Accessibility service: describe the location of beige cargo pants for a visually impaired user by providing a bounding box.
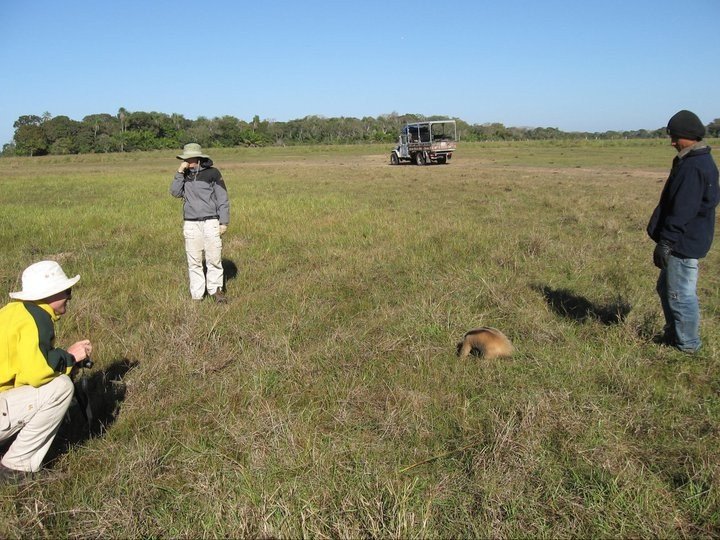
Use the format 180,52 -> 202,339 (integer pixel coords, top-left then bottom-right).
0,375 -> 74,472
183,219 -> 224,300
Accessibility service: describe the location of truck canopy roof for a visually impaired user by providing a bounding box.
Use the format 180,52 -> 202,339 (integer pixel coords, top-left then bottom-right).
402,120 -> 457,141
403,120 -> 456,128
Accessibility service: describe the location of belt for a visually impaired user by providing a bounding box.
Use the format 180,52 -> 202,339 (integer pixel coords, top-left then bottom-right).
184,216 -> 219,222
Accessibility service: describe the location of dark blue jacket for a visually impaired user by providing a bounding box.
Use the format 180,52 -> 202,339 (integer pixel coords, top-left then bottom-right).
647,146 -> 719,259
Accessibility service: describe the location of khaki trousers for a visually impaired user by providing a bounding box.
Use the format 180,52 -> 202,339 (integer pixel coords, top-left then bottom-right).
0,375 -> 74,472
183,219 -> 224,300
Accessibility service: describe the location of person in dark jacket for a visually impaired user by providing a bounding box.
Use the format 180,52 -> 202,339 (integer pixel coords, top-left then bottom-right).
170,143 -> 230,303
647,110 -> 719,352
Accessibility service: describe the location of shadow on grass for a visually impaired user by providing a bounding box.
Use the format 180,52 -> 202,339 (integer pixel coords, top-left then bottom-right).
45,357 -> 138,465
197,257 -> 237,295
222,258 -> 238,284
533,284 -> 631,325
200,258 -> 238,289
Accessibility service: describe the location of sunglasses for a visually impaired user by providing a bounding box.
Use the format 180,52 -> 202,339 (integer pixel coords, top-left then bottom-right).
64,288 -> 72,300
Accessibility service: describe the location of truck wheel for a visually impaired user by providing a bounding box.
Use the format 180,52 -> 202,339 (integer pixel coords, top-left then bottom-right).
437,156 -> 447,164
415,152 -> 426,166
390,153 -> 399,165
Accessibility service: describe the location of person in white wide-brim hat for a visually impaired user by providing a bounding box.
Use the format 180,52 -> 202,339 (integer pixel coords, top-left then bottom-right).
170,143 -> 230,303
0,260 -> 93,483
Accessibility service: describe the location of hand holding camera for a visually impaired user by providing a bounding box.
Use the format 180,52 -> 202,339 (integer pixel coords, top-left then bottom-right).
69,339 -> 93,368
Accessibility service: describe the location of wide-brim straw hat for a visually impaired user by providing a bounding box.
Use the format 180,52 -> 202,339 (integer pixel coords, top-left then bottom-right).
9,260 -> 80,301
176,143 -> 210,160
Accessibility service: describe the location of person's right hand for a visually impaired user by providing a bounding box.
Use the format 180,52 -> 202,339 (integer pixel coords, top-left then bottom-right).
68,340 -> 92,363
653,241 -> 673,269
177,161 -> 189,174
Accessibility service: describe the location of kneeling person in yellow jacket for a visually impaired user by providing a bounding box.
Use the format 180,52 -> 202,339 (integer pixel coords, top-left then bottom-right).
0,261 -> 92,482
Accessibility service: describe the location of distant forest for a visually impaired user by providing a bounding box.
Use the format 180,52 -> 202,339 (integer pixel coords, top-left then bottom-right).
4,109 -> 720,157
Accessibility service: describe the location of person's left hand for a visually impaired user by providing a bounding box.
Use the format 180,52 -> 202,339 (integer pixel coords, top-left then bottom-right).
219,224 -> 228,235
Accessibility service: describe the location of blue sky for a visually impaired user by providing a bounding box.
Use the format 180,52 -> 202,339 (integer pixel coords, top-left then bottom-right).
1,0 -> 719,146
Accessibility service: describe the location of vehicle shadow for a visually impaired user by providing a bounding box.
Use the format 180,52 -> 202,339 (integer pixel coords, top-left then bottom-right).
45,357 -> 138,465
532,284 -> 631,325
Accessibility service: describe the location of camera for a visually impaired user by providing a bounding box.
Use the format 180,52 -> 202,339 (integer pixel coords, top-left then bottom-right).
80,357 -> 94,369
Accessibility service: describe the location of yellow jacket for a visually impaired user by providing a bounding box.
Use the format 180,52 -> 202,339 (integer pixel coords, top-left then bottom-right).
0,300 -> 74,391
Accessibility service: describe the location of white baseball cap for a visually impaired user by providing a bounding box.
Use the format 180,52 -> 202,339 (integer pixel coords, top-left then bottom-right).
9,260 -> 80,301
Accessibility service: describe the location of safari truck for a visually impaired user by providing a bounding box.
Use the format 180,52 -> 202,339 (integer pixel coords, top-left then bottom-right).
390,120 -> 457,165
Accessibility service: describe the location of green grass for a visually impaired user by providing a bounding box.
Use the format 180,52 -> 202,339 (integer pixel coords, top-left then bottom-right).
1,140 -> 719,537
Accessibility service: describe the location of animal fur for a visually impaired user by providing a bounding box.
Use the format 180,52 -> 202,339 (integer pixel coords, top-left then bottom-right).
456,327 -> 514,359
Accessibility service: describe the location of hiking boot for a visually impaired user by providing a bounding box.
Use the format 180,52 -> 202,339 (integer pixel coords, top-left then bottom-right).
652,327 -> 677,347
212,288 -> 227,304
652,333 -> 675,346
0,464 -> 28,485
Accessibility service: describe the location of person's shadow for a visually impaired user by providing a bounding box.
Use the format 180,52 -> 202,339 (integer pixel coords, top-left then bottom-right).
222,258 -> 238,288
44,357 -> 137,465
201,258 -> 238,290
533,284 -> 631,325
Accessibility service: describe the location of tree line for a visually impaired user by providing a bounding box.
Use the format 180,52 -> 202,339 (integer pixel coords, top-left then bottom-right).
4,108 -> 720,157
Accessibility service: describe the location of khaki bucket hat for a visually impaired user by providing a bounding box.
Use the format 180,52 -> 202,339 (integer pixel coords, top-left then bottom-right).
176,143 -> 210,160
9,260 -> 80,301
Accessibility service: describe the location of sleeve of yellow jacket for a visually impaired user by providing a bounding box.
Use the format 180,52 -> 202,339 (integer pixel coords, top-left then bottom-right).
0,301 -> 74,391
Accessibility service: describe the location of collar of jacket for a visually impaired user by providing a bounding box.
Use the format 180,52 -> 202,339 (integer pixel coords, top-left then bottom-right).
678,141 -> 708,160
30,301 -> 60,322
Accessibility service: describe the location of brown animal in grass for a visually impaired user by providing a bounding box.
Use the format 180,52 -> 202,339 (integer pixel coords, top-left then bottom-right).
456,327 -> 514,359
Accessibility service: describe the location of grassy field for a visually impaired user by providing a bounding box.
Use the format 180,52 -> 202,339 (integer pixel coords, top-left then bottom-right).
1,140 -> 719,537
